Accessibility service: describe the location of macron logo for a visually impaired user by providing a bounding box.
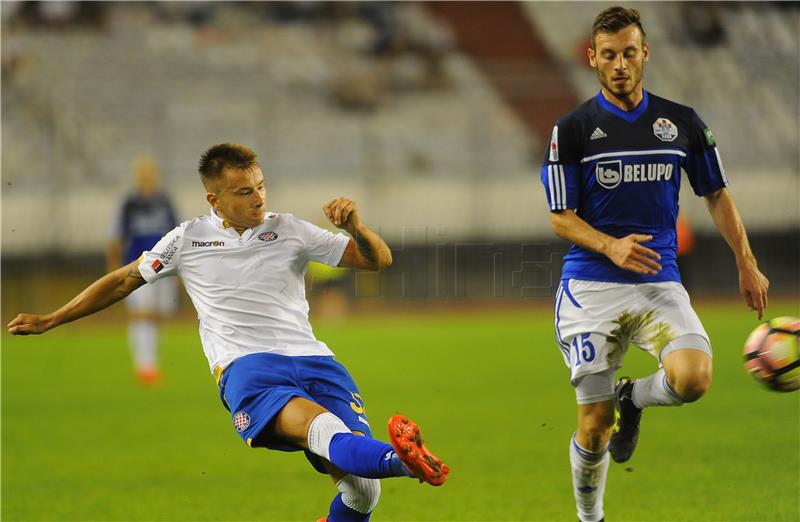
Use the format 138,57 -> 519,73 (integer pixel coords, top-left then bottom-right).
590,127 -> 607,140
192,240 -> 225,247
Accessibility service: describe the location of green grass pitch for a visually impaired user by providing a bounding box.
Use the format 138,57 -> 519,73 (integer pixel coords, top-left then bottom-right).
3,302 -> 799,521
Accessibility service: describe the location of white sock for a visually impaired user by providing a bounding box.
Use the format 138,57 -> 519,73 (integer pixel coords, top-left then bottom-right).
307,412 -> 350,461
570,434 -> 609,522
336,474 -> 381,514
631,369 -> 684,408
129,320 -> 158,370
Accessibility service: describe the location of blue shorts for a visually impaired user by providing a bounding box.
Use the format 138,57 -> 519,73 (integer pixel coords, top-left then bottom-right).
218,353 -> 373,455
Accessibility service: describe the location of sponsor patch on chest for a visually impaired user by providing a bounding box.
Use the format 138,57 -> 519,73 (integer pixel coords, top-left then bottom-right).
596,161 -> 674,189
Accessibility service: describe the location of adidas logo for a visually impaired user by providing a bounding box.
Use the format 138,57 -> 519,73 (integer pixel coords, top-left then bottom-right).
590,127 -> 608,140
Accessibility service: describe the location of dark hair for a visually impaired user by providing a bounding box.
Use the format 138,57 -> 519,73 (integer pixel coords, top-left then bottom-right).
198,143 -> 259,187
592,6 -> 646,48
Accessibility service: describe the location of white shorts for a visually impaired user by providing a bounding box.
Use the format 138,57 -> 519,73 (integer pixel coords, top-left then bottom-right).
126,278 -> 179,315
554,279 -> 711,403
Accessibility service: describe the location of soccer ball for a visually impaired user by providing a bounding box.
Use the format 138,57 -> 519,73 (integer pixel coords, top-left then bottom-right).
743,316 -> 800,392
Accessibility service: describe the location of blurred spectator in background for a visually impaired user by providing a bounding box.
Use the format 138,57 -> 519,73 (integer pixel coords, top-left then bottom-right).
35,0 -> 78,28
1,1 -> 27,76
107,156 -> 179,386
151,1 -> 224,47
681,2 -> 726,48
12,1 -> 107,31
324,2 -> 454,111
263,1 -> 321,24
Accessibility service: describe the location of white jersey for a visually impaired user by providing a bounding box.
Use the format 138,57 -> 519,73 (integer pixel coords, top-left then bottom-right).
137,209 -> 350,375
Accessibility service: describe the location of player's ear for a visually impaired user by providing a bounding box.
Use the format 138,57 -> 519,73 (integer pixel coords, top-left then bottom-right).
642,41 -> 650,63
587,46 -> 597,68
206,191 -> 218,209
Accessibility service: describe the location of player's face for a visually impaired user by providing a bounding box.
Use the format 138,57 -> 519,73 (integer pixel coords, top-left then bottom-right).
134,161 -> 159,197
588,25 -> 649,102
208,166 -> 267,230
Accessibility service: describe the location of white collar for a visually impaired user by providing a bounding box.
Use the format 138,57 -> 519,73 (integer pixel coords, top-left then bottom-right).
209,208 -> 226,228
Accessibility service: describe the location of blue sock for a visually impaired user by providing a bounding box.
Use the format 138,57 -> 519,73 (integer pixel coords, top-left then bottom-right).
327,433 -> 412,479
328,492 -> 370,522
390,453 -> 413,477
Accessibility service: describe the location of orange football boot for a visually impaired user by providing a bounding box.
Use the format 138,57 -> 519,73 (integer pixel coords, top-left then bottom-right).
388,415 -> 450,486
135,367 -> 162,387
315,518 -> 327,522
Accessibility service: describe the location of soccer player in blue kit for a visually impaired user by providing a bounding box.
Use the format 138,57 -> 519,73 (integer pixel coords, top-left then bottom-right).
540,7 -> 769,522
107,156 -> 179,384
9,143 -> 449,522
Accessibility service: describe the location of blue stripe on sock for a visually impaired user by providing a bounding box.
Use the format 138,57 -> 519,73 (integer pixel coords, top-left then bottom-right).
572,434 -> 608,463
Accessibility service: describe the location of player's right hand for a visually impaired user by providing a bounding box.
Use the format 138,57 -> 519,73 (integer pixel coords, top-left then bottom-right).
7,314 -> 52,335
323,197 -> 361,232
607,234 -> 662,275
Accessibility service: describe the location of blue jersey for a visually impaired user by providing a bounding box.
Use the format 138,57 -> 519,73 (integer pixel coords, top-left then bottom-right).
540,90 -> 728,284
113,192 -> 179,264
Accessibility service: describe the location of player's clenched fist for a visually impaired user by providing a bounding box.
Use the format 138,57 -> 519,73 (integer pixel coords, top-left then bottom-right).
323,197 -> 361,231
8,313 -> 52,335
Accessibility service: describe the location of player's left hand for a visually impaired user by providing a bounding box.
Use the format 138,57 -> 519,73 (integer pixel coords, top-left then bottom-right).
738,260 -> 769,320
323,197 -> 361,233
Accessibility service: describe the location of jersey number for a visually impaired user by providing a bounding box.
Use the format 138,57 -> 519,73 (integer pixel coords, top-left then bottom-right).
572,333 -> 596,367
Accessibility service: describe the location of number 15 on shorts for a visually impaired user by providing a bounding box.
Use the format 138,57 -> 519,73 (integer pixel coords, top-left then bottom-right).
570,332 -> 596,368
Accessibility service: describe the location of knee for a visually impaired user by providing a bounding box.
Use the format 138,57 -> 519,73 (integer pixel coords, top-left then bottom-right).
669,368 -> 713,403
338,475 -> 381,514
663,349 -> 713,403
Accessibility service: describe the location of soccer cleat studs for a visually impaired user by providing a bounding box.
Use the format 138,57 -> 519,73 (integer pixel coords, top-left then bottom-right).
388,415 -> 450,486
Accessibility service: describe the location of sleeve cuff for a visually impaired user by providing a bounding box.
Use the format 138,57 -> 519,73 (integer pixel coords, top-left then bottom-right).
328,234 -> 351,267
137,256 -> 159,284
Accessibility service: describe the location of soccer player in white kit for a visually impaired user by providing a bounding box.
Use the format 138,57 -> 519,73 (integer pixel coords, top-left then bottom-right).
9,143 -> 449,521
539,7 -> 769,522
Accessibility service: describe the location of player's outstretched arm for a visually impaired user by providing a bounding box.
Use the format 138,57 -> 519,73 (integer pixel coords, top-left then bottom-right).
323,197 -> 393,271
549,209 -> 662,276
7,260 -> 147,335
704,187 -> 769,319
